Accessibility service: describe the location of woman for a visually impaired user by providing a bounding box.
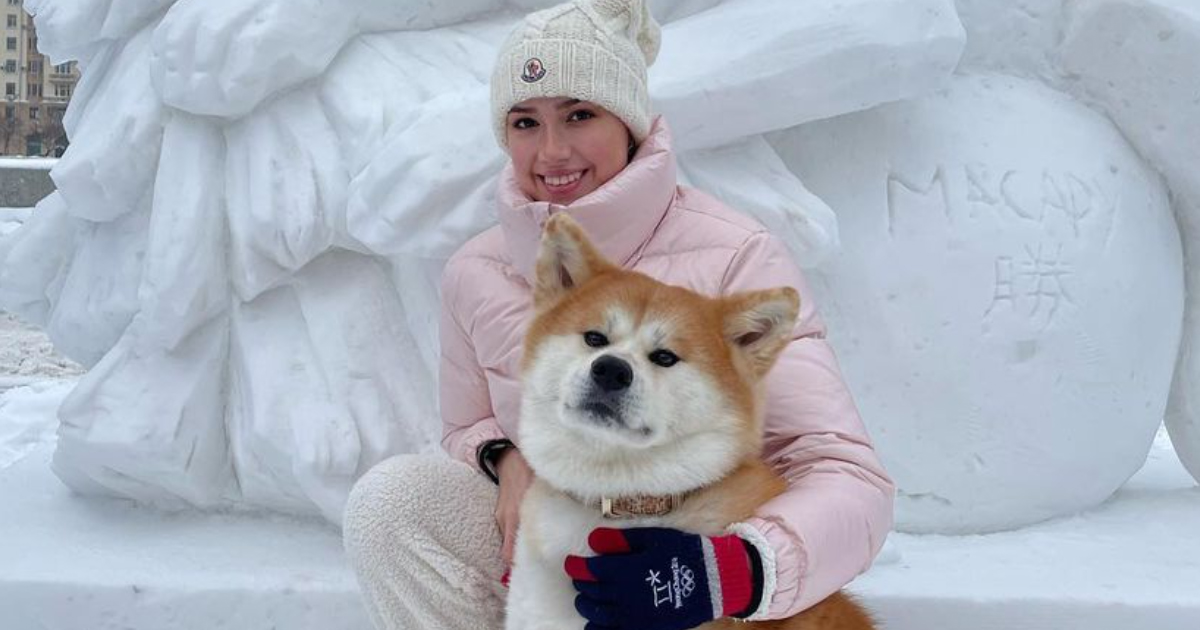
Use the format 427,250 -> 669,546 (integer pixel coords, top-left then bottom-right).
343,1 -> 894,628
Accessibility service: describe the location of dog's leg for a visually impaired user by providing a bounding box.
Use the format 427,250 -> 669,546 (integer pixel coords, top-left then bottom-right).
505,485 -> 590,630
505,534 -> 587,630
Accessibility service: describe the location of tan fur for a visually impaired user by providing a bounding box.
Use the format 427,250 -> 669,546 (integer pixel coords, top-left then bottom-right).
516,214 -> 876,630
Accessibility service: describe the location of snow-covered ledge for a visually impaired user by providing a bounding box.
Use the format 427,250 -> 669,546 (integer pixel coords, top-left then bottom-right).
2,384 -> 1196,630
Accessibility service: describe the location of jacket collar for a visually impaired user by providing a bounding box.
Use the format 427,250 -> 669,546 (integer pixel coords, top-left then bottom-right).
497,116 -> 678,284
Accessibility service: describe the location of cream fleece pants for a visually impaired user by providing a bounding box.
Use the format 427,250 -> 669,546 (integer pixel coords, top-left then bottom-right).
343,455 -> 508,630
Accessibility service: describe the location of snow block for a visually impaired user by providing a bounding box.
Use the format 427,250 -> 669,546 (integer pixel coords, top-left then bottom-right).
344,88 -> 506,260
952,0 -> 1067,78
148,0 -> 504,119
0,194 -> 78,327
224,87 -> 350,302
769,73 -> 1184,533
49,23 -> 165,224
677,135 -> 840,268
51,115 -> 234,508
227,250 -> 441,523
1059,0 -> 1200,485
24,0 -> 177,64
321,19 -> 509,177
653,0 -> 966,151
43,198 -> 147,366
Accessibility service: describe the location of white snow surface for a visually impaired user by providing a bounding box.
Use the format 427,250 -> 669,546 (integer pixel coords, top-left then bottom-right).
0,380 -> 74,468
0,384 -> 370,630
952,0 -> 1068,79
0,382 -> 1196,629
0,208 -> 32,237
857,427 -> 1200,629
650,0 -> 966,150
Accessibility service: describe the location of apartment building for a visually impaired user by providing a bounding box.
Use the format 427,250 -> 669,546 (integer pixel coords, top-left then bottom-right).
1,0 -> 79,156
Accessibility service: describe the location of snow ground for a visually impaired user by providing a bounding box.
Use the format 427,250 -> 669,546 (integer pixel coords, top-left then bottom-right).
860,427 -> 1200,629
0,312 -> 84,386
0,381 -> 371,630
0,378 -> 1196,629
0,208 -> 33,237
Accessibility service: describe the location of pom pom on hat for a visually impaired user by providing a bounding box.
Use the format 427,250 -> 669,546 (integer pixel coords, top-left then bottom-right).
491,0 -> 661,150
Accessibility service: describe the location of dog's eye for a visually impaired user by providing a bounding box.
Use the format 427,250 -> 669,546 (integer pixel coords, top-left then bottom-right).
583,331 -> 609,348
648,349 -> 680,367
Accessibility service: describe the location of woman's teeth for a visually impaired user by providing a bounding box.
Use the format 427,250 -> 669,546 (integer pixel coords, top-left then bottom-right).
545,171 -> 583,186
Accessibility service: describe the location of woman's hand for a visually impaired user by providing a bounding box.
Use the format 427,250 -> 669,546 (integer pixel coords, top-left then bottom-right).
565,528 -> 760,630
495,447 -> 535,570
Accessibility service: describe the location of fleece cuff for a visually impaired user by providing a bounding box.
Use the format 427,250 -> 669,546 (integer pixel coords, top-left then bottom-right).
726,521 -> 778,620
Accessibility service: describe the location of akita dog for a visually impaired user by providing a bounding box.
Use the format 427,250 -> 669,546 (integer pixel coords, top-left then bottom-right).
505,214 -> 874,630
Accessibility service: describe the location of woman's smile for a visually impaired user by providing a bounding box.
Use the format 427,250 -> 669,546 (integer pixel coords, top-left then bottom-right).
540,169 -> 588,201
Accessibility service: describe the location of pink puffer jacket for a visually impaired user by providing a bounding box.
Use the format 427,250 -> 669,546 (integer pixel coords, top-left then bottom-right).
439,117 -> 894,618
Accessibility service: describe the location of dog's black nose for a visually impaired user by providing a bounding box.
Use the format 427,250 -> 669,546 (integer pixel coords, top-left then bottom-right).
591,355 -> 633,392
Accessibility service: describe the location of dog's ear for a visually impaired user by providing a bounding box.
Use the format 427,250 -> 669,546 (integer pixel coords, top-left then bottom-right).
722,287 -> 800,378
534,214 -> 614,308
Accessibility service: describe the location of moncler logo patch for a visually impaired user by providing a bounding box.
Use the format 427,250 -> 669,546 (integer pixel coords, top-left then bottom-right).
521,57 -> 547,83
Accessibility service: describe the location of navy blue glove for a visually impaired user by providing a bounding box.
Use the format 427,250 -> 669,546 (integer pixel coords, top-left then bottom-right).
564,527 -> 762,630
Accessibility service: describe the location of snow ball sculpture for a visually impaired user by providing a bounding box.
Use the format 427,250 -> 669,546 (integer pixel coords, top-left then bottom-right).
769,73 -> 1184,533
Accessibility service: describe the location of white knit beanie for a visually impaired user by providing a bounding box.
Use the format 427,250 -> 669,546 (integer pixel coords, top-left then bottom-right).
491,0 -> 662,151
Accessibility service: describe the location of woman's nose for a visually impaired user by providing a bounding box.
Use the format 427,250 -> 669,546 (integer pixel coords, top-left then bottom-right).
539,126 -> 571,161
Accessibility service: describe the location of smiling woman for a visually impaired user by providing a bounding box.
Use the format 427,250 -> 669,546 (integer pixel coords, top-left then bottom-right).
342,1 -> 895,629
505,97 -> 633,205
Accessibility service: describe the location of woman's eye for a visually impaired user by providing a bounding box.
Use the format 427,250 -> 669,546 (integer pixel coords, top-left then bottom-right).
567,109 -> 596,123
511,117 -> 537,130
648,349 -> 680,367
583,331 -> 609,348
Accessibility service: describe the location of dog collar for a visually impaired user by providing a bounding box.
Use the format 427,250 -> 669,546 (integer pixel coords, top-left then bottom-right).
595,494 -> 684,519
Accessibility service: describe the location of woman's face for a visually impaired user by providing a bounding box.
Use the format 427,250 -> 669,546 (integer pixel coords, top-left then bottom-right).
505,97 -> 632,205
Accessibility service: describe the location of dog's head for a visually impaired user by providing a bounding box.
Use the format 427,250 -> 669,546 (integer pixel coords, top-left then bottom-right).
518,214 -> 799,498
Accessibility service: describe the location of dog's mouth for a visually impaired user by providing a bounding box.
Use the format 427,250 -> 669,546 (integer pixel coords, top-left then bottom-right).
566,400 -> 655,441
580,401 -> 619,420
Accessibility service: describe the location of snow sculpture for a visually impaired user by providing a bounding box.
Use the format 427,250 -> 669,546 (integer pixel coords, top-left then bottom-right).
4,0 -> 1193,534
0,0 -> 965,523
770,73 -> 1183,532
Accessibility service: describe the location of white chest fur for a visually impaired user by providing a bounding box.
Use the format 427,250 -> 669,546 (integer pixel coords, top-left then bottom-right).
504,480 -> 676,630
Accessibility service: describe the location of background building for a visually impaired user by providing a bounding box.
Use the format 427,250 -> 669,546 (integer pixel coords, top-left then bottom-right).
0,0 -> 77,156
